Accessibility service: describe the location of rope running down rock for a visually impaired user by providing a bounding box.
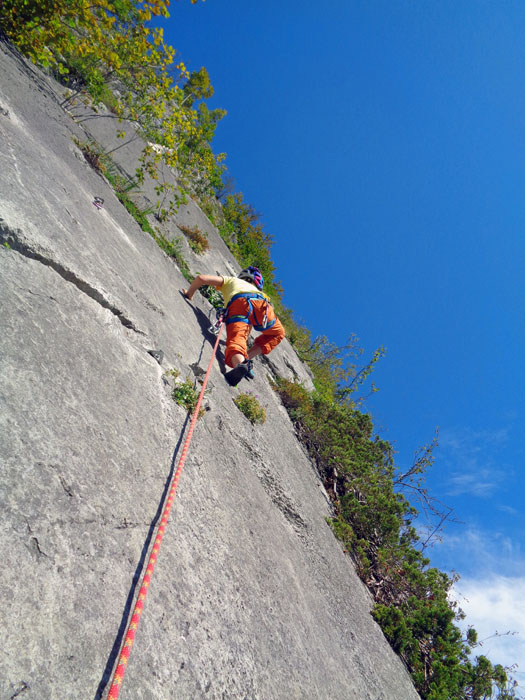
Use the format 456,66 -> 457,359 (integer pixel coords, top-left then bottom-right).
107,322 -> 224,699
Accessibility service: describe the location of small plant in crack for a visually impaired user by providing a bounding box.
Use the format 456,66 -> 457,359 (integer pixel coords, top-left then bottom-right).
233,392 -> 266,424
164,368 -> 180,380
74,138 -> 107,174
178,224 -> 210,255
199,284 -> 224,310
172,379 -> 204,418
155,235 -> 192,280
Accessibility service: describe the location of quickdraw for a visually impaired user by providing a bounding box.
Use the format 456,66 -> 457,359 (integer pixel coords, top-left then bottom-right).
208,307 -> 225,336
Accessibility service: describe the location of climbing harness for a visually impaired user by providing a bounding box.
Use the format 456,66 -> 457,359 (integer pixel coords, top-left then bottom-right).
224,292 -> 275,332
106,319 -> 224,699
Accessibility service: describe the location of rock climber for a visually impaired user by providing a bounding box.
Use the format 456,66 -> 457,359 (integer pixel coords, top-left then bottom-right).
182,266 -> 285,386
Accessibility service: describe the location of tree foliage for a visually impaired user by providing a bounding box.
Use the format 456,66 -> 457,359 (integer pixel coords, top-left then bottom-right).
0,0 -> 223,216
273,376 -> 517,699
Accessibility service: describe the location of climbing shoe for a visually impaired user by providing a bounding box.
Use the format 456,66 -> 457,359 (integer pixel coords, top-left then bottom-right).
245,360 -> 255,379
224,360 -> 255,387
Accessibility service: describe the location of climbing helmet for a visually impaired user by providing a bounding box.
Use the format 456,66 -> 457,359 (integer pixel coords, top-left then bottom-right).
238,266 -> 264,290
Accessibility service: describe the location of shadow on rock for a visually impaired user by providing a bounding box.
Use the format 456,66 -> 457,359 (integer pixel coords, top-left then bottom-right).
181,294 -> 227,374
94,412 -> 190,700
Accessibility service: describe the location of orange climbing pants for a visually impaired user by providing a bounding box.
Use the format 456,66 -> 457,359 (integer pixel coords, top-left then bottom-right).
224,297 -> 285,367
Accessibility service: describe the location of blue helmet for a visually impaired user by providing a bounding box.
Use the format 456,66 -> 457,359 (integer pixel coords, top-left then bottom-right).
238,266 -> 264,290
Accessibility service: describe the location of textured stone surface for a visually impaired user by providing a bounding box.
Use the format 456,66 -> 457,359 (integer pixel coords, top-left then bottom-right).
0,41 -> 420,700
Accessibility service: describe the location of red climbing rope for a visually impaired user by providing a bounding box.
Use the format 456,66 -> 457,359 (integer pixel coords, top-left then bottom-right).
107,321 -> 224,699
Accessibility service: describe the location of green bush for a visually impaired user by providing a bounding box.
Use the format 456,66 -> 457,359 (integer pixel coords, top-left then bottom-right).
199,284 -> 224,310
233,392 -> 266,424
273,376 -> 516,699
172,379 -> 203,417
156,235 -> 192,281
179,224 -> 210,255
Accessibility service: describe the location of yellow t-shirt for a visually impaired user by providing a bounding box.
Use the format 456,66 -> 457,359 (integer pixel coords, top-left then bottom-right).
218,276 -> 269,305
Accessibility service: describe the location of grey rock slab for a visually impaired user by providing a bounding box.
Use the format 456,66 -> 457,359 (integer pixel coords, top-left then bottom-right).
0,40 -> 420,700
0,252 -> 179,699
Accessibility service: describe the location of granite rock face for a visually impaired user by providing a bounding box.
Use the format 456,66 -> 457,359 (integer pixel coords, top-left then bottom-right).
0,41 -> 420,700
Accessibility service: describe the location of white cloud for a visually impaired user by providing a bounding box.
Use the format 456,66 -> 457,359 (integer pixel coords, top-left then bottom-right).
451,575 -> 525,696
440,426 -> 511,452
433,525 -> 525,579
439,425 -> 513,498
447,467 -> 505,497
428,425 -> 524,694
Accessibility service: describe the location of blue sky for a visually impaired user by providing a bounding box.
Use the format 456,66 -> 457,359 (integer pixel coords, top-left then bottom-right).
164,0 -> 524,687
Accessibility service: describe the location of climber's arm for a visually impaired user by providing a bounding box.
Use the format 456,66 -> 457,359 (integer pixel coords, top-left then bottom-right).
182,274 -> 224,301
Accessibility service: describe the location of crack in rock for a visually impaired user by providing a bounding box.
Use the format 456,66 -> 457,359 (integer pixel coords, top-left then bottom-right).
58,475 -> 74,497
17,285 -> 59,303
10,682 -> 29,699
29,537 -> 48,559
235,435 -> 307,535
257,467 -> 308,535
1,221 -> 145,334
24,520 -> 50,560
47,464 -> 75,497
115,518 -> 143,530
284,357 -> 299,379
